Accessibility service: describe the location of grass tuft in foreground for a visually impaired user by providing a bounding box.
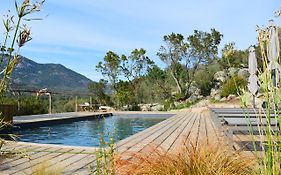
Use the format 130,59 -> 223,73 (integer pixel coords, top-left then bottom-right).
114,142 -> 256,175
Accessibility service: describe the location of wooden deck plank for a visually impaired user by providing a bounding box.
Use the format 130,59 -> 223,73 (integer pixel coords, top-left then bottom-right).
122,113 -> 186,153
61,151 -> 96,174
116,113 -> 185,153
1,147 -> 66,174
115,114 -> 177,149
184,112 -> 201,146
0,146 -> 53,170
160,113 -> 195,151
204,112 -> 218,144
168,113 -> 197,152
197,112 -> 207,145
135,113 -> 189,153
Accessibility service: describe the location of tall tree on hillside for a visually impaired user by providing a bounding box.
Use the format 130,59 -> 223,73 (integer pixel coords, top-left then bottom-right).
96,51 -> 121,91
157,33 -> 188,94
157,29 -> 223,99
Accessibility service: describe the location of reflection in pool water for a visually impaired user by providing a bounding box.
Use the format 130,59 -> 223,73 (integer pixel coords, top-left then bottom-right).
16,114 -> 172,147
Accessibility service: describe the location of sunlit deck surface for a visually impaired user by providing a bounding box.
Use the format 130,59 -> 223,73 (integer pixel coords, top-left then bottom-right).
0,110 -> 226,175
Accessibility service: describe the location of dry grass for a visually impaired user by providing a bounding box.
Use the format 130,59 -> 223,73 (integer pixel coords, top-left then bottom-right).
115,142 -> 257,175
31,161 -> 63,175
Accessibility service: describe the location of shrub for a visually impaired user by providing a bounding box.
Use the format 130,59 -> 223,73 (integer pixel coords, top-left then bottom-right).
220,76 -> 247,98
163,99 -> 175,111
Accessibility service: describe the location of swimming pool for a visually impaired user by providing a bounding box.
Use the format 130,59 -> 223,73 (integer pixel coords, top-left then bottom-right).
16,114 -> 172,147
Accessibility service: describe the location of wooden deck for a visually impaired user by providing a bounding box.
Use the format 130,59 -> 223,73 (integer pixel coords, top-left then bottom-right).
0,109 -> 226,175
13,112 -> 113,129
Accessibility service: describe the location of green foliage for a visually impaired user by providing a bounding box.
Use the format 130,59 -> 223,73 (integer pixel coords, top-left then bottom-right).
96,51 -> 121,90
19,96 -> 48,115
146,66 -> 171,100
90,122 -> 116,175
0,0 -> 45,95
157,29 -> 223,99
220,76 -> 247,98
187,29 -> 223,64
88,79 -> 111,106
220,42 -> 248,68
115,81 -> 134,108
163,99 -> 175,111
121,48 -> 154,80
157,33 -> 188,94
194,61 -> 221,96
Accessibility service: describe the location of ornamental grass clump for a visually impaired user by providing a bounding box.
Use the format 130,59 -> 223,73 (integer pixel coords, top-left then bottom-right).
248,19 -> 281,175
0,0 -> 45,154
114,142 -> 256,175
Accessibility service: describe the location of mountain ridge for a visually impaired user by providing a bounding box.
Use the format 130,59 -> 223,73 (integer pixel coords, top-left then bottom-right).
10,56 -> 93,92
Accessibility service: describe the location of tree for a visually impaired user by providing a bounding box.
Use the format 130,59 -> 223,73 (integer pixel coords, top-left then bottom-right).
194,61 -> 221,96
157,33 -> 188,94
120,48 -> 154,104
88,79 -> 111,105
146,65 -> 171,99
115,80 -> 134,107
96,51 -> 121,91
157,29 -> 223,99
220,42 -> 248,68
121,48 -> 154,82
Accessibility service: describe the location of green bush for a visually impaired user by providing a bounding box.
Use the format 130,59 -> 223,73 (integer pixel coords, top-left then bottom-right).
220,76 -> 247,98
163,99 -> 175,111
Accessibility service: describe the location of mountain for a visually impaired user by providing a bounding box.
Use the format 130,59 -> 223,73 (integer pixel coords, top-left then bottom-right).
10,56 -> 93,92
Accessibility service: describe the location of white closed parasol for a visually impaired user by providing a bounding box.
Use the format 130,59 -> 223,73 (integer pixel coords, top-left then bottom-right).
248,46 -> 259,107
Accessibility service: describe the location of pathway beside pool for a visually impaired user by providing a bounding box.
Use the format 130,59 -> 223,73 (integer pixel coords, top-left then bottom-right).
0,109 -> 226,175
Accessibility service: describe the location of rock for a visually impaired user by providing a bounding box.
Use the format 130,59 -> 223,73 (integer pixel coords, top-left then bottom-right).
138,103 -> 164,111
151,104 -> 164,111
227,94 -> 236,101
188,83 -> 201,96
188,94 -> 203,103
228,67 -> 239,77
139,104 -> 151,111
238,68 -> 250,79
210,88 -> 221,101
220,97 -> 226,102
192,99 -> 210,107
214,70 -> 228,83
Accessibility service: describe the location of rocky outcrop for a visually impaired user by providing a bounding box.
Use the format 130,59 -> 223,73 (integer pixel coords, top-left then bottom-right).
210,67 -> 249,101
138,103 -> 164,111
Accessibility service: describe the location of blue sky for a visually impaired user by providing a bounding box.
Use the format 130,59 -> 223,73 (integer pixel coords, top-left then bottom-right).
0,0 -> 280,81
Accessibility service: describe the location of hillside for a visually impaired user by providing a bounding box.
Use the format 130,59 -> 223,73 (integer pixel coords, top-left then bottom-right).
10,56 -> 93,92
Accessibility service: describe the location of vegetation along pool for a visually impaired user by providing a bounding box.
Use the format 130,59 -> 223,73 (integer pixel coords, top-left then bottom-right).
16,114 -> 173,147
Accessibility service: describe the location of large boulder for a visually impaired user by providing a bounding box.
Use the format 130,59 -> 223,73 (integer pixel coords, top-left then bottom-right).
210,88 -> 221,101
214,70 -> 228,83
188,83 -> 201,96
151,103 -> 164,111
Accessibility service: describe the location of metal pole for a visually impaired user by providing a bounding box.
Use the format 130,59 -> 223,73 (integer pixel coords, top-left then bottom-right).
48,93 -> 52,114
253,95 -> 256,108
90,96 -> 92,111
75,96 -> 78,112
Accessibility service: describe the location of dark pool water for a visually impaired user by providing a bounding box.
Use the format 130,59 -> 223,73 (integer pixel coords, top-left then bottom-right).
16,114 -> 172,147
